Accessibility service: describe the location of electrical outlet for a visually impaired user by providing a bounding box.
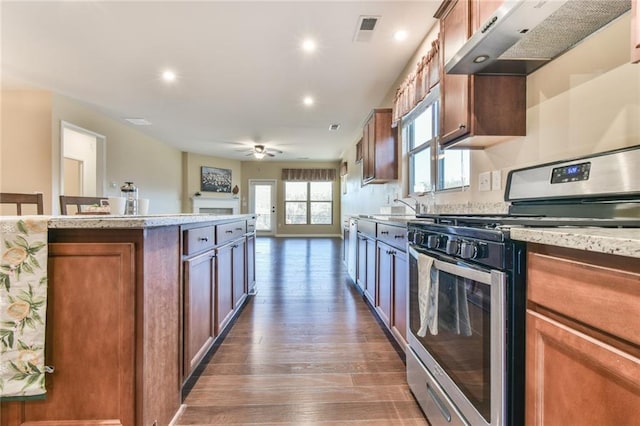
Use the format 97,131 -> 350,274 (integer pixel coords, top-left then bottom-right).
478,171 -> 491,191
492,170 -> 501,191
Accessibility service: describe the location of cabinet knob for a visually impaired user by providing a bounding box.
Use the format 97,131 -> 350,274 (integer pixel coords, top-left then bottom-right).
459,124 -> 466,130
226,230 -> 233,234
380,231 -> 389,235
45,365 -> 55,374
198,237 -> 209,242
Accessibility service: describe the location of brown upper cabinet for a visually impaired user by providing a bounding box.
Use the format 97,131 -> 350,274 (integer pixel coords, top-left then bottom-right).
361,108 -> 398,184
633,0 -> 640,63
436,0 -> 526,148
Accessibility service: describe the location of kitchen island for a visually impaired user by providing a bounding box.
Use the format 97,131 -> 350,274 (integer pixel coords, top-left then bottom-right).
1,214 -> 255,426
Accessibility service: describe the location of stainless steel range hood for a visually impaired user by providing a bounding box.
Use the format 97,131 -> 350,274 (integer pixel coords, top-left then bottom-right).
446,0 -> 631,75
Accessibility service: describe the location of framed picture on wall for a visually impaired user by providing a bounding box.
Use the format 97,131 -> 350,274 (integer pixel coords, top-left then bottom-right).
201,166 -> 232,193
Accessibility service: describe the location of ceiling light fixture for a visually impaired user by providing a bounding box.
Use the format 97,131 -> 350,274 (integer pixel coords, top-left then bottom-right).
302,39 -> 317,52
124,118 -> 152,126
303,96 -> 314,106
254,145 -> 266,160
473,55 -> 490,63
393,30 -> 408,41
162,70 -> 177,82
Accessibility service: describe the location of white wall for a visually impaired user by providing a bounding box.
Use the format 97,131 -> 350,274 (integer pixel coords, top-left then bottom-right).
52,94 -> 183,214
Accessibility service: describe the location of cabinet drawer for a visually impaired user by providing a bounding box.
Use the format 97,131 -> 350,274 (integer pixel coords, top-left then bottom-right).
217,221 -> 246,244
183,226 -> 215,255
246,218 -> 256,233
377,223 -> 407,251
357,219 -> 376,238
527,247 -> 640,346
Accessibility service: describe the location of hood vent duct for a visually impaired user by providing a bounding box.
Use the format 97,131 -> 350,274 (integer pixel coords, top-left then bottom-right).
445,0 -> 631,75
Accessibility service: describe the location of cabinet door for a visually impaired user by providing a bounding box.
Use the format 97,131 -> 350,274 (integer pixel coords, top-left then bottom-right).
364,237 -> 376,305
246,233 -> 256,294
215,243 -> 234,334
391,249 -> 407,346
633,0 -> 640,63
440,0 -> 471,144
526,310 -> 640,425
356,235 -> 367,292
376,242 -> 392,326
184,250 -> 215,377
362,117 -> 374,181
1,243 -> 136,426
232,239 -> 246,308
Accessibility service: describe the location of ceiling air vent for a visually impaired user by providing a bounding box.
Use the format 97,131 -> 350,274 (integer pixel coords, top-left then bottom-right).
329,123 -> 341,131
354,15 -> 380,42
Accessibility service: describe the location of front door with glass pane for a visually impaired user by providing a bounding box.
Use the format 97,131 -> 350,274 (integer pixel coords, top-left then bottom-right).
249,180 -> 276,235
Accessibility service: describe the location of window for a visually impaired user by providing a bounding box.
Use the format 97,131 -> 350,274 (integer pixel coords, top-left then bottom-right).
285,181 -> 333,225
406,87 -> 469,193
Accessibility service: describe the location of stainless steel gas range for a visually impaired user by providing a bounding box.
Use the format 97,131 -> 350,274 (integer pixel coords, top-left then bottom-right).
406,145 -> 640,426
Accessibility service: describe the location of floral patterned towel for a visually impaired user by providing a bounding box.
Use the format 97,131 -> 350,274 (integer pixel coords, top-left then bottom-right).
0,216 -> 49,400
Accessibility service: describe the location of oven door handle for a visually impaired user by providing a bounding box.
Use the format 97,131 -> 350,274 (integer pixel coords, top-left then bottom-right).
426,383 -> 452,423
409,246 -> 493,285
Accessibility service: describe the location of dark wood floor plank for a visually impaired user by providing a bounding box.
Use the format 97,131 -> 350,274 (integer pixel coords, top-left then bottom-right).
176,237 -> 427,425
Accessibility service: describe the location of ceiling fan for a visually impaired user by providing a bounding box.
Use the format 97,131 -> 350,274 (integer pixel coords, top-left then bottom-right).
246,144 -> 282,159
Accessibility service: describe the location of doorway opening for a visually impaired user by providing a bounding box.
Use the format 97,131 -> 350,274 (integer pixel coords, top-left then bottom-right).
60,121 -> 106,198
249,180 -> 277,236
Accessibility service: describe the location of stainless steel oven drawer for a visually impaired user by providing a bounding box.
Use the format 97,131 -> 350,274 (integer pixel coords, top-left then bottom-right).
407,348 -> 468,426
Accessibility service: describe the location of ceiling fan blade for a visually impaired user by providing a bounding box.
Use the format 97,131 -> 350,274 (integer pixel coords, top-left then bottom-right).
267,149 -> 283,154
266,152 -> 275,157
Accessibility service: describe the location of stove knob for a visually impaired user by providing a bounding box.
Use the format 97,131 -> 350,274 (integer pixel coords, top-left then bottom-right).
445,238 -> 459,255
426,235 -> 442,249
460,241 -> 478,259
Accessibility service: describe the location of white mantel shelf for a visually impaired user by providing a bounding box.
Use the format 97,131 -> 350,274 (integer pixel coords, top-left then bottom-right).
192,196 -> 240,214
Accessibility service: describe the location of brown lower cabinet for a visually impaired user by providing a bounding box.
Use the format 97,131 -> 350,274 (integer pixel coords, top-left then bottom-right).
525,244 -> 640,426
376,240 -> 407,347
352,219 -> 408,350
183,248 -> 216,376
182,222 -> 249,382
1,217 -> 255,426
1,227 -> 181,426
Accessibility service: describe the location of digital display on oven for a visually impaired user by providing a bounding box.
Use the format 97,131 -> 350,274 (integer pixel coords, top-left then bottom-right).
550,161 -> 591,184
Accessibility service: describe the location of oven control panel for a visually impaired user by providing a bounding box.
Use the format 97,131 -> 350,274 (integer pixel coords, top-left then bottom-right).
551,161 -> 590,184
409,228 -> 505,270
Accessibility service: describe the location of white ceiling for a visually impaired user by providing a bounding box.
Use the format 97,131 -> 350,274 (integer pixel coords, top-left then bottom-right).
1,1 -> 439,161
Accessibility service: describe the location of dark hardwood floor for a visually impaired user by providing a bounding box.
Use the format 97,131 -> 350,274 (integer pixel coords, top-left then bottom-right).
176,237 -> 428,425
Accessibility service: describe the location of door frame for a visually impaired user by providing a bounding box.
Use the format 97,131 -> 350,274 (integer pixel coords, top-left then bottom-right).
248,179 -> 277,236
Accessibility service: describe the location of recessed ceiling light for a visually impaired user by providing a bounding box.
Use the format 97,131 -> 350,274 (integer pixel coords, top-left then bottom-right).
302,39 -> 317,52
393,30 -> 408,41
124,118 -> 152,126
303,96 -> 314,106
162,70 -> 176,82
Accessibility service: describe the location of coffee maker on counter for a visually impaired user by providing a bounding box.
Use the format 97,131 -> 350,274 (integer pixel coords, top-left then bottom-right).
120,181 -> 138,215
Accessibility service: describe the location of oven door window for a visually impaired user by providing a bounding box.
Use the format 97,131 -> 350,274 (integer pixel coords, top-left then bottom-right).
409,250 -> 494,422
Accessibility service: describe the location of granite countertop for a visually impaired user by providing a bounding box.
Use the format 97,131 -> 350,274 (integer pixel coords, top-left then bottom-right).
47,213 -> 255,229
510,227 -> 640,259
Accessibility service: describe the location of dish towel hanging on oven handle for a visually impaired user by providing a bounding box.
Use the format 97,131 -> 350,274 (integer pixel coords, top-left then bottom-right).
416,251 -> 439,337
0,216 -> 49,401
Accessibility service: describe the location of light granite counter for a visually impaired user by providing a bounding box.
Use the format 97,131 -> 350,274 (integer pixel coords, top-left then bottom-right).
47,213 -> 255,229
510,227 -> 640,259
